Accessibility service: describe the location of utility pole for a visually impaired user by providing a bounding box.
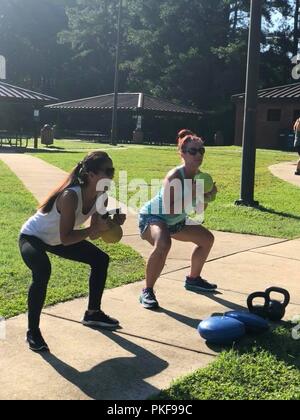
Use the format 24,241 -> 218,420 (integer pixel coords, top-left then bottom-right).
111,0 -> 123,146
33,109 -> 40,150
294,0 -> 300,57
236,0 -> 262,207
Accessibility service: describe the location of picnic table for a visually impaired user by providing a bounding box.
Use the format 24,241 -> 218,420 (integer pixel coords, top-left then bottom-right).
0,132 -> 31,148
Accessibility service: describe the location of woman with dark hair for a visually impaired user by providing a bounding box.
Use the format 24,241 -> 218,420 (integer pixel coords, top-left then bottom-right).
293,118 -> 300,175
138,131 -> 217,310
19,151 -> 125,352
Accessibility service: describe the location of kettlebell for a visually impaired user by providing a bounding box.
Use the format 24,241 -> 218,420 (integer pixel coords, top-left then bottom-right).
100,211 -> 123,244
247,292 -> 270,319
265,287 -> 290,322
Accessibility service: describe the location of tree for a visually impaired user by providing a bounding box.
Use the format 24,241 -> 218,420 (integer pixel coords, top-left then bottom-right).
0,0 -> 71,95
59,0 -> 126,97
0,0 -> 297,140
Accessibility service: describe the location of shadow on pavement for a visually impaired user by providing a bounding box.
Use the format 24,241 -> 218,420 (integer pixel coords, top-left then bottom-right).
40,330 -> 169,400
157,307 -> 200,329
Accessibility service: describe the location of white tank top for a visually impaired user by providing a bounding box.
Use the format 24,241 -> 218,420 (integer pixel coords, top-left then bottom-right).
20,186 -> 97,246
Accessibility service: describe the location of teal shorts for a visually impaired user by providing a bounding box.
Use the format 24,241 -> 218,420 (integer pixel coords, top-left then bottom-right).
138,214 -> 186,236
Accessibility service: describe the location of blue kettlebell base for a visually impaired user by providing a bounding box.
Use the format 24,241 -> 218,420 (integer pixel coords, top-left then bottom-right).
198,316 -> 246,345
225,311 -> 269,332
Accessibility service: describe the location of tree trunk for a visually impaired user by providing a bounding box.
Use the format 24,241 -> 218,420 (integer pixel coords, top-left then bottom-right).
232,0 -> 239,34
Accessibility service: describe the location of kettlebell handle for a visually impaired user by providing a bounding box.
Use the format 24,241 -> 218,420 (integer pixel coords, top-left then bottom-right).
265,287 -> 290,308
101,208 -> 122,220
247,291 -> 270,311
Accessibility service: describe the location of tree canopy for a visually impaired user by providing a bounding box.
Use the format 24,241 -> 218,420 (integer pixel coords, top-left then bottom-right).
0,0 -> 299,137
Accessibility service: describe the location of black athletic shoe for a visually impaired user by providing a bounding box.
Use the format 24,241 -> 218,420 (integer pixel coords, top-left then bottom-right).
26,329 -> 49,353
295,171 -> 300,176
140,288 -> 159,309
185,276 -> 218,293
81,310 -> 119,329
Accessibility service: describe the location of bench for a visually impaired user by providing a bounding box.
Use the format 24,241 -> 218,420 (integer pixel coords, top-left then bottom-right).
73,131 -> 109,143
0,132 -> 31,149
56,130 -> 109,143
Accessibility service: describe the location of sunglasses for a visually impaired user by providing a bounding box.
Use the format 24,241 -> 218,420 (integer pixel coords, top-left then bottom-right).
102,167 -> 115,178
183,147 -> 205,156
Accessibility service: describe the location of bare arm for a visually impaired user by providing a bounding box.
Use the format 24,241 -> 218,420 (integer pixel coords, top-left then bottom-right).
88,195 -> 113,240
58,190 -> 92,246
295,118 -> 300,132
162,169 -> 185,216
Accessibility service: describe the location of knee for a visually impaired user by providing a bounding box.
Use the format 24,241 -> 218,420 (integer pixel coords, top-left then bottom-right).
32,261 -> 51,285
91,250 -> 110,269
102,252 -> 110,267
154,238 -> 172,256
198,231 -> 214,248
32,267 -> 51,288
207,231 -> 215,247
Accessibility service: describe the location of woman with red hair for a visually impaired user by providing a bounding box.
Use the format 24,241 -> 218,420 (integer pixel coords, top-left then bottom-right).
138,130 -> 217,309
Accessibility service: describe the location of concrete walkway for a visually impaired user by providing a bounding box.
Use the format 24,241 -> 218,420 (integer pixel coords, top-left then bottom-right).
0,153 -> 300,400
269,161 -> 300,188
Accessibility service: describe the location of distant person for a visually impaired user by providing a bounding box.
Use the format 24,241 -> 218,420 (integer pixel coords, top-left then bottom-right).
19,151 -> 125,352
52,124 -> 57,139
214,131 -> 224,146
138,129 -> 217,310
294,118 -> 300,175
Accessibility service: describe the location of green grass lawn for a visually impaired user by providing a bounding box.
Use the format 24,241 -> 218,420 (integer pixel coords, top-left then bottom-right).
0,160 -> 145,319
155,324 -> 300,400
34,145 -> 300,239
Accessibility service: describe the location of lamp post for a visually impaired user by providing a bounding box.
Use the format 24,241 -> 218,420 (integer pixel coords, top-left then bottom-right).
111,0 -> 124,146
294,0 -> 300,57
33,109 -> 40,150
0,55 -> 6,80
235,0 -> 262,207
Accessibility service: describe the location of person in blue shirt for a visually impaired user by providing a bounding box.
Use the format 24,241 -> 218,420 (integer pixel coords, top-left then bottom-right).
138,130 -> 217,309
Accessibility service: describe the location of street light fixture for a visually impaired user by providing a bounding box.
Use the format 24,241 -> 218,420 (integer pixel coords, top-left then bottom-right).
235,0 -> 262,207
111,0 -> 126,146
0,55 -> 6,80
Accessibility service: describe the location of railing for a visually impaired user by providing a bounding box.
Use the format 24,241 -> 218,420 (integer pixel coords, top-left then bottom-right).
56,130 -> 109,142
0,132 -> 31,148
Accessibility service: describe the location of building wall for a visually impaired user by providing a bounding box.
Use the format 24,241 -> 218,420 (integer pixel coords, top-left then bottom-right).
0,102 -> 35,132
234,100 -> 300,149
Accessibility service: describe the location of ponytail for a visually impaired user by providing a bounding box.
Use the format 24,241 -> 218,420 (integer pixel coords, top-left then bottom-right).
177,129 -> 194,145
38,151 -> 111,213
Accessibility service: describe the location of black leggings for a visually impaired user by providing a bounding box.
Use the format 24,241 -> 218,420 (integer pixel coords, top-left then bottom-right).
19,234 -> 109,332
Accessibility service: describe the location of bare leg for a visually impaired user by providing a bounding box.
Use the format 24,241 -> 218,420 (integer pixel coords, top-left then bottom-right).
141,222 -> 172,288
172,225 -> 214,278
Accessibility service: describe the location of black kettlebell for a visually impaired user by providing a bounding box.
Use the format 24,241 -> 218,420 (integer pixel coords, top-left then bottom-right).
265,287 -> 290,322
247,291 -> 270,319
